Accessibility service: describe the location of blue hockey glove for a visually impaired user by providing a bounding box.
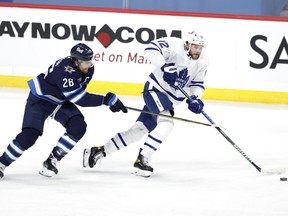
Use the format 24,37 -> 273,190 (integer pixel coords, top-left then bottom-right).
186,95 -> 204,114
161,63 -> 177,86
104,92 -> 128,113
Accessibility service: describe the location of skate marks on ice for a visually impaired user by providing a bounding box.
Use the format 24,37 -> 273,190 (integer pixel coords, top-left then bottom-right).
0,88 -> 288,216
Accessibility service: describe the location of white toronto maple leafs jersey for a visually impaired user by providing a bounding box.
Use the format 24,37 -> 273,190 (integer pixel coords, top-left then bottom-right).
143,37 -> 209,105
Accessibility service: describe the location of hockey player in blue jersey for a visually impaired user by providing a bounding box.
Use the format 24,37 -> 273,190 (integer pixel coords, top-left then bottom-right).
0,43 -> 127,178
83,31 -> 209,177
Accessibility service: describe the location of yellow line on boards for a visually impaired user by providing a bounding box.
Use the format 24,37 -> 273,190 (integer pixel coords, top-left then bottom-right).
0,75 -> 288,104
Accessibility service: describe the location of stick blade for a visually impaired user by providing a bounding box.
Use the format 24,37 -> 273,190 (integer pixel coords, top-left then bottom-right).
261,167 -> 286,175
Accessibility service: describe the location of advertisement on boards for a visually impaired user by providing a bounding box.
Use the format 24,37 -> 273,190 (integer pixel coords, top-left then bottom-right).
0,5 -> 287,94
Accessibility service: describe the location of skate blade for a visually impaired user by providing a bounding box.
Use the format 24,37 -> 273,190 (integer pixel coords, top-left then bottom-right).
39,167 -> 57,177
133,168 -> 152,178
83,148 -> 90,168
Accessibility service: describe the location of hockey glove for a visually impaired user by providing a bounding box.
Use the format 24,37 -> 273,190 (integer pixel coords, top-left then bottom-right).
104,92 -> 128,113
186,95 -> 204,114
161,63 -> 178,86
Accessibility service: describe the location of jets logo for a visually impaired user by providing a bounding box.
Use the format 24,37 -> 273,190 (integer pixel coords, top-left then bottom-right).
64,66 -> 75,74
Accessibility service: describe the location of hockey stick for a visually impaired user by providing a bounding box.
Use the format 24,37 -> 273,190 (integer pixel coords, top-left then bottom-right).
176,84 -> 286,175
126,106 -> 218,127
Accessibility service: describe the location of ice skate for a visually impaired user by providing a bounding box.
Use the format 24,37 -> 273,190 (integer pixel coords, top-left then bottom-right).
0,162 -> 6,179
39,153 -> 58,177
133,150 -> 153,178
83,146 -> 106,168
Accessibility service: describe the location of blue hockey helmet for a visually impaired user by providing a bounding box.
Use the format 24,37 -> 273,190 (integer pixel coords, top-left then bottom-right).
70,43 -> 94,61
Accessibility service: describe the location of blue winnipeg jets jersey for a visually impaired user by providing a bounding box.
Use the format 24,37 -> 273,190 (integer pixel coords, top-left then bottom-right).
28,57 -> 104,107
144,37 -> 209,105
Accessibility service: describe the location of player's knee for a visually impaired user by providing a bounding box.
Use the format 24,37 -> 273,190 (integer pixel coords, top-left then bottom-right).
155,113 -> 174,140
66,116 -> 87,140
124,121 -> 148,142
15,128 -> 41,150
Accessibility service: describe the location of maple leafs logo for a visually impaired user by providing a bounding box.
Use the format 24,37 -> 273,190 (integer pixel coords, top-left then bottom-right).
176,68 -> 190,88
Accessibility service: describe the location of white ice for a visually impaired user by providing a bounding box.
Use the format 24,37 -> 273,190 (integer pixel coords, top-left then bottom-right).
0,87 -> 288,216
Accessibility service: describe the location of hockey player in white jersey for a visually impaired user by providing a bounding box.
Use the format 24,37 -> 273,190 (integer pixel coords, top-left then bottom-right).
83,31 -> 209,177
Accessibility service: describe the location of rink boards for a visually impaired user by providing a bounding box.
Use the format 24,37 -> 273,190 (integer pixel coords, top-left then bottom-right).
0,3 -> 287,103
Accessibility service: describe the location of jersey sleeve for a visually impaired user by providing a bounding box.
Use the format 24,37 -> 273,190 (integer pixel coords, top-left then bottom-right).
75,93 -> 104,107
189,59 -> 209,98
143,37 -> 173,67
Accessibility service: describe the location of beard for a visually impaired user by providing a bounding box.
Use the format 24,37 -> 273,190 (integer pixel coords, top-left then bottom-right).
191,54 -> 200,60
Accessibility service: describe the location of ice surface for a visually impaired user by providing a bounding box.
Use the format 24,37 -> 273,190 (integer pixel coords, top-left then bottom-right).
0,87 -> 288,216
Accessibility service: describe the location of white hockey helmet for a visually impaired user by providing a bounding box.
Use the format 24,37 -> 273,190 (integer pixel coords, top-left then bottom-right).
184,31 -> 206,59
184,31 -> 206,46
